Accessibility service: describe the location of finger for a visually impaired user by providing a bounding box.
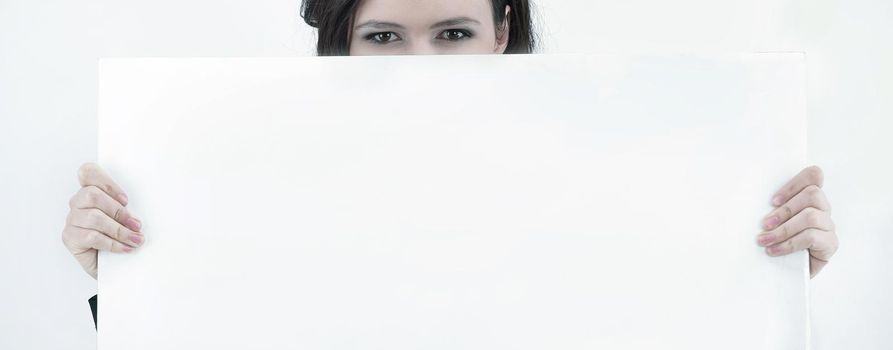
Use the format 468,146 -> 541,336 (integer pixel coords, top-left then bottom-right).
68,208 -> 144,248
77,162 -> 129,206
764,228 -> 838,278
765,228 -> 835,257
63,226 -> 134,254
70,186 -> 142,232
771,166 -> 824,207
762,184 -> 831,230
757,207 -> 834,247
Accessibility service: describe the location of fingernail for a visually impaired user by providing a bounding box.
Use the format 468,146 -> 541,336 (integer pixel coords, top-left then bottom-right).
763,216 -> 780,230
123,246 -> 134,253
119,193 -> 129,206
126,217 -> 142,232
767,245 -> 782,256
757,233 -> 775,246
771,194 -> 784,206
129,234 -> 144,245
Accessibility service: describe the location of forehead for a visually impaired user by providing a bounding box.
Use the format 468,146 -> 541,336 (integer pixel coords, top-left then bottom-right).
354,0 -> 493,24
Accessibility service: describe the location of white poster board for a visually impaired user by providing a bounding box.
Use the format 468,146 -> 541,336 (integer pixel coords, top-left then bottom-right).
98,54 -> 808,349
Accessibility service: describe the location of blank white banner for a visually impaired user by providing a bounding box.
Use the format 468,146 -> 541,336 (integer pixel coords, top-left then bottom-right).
98,54 -> 808,349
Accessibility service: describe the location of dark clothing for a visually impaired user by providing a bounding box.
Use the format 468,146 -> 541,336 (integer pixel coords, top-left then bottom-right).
89,294 -> 98,330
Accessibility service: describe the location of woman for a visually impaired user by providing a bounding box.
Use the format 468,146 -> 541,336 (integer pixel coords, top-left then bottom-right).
62,0 -> 839,329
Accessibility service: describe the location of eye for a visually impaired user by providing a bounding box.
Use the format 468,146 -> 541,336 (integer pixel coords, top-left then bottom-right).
436,29 -> 473,41
365,32 -> 402,44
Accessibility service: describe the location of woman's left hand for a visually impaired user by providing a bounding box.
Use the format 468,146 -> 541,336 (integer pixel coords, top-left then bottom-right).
757,166 -> 839,278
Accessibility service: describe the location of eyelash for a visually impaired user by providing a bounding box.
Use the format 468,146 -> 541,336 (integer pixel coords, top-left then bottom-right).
365,32 -> 401,44
436,29 -> 474,41
364,29 -> 474,45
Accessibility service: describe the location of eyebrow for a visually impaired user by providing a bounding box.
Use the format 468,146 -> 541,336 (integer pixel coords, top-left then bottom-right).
353,17 -> 482,32
353,20 -> 405,31
429,17 -> 481,29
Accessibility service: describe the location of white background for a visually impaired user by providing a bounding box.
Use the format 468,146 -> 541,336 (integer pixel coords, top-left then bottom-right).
0,0 -> 890,349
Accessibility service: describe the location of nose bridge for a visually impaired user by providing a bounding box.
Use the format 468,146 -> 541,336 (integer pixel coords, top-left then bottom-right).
406,38 -> 437,55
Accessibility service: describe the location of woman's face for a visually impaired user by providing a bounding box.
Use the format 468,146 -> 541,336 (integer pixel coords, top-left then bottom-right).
349,0 -> 510,55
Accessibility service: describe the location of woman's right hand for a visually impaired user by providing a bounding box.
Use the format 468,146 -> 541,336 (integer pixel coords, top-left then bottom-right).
62,163 -> 144,279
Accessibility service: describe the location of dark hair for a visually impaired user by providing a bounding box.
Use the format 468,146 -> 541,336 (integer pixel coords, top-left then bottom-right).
300,0 -> 535,56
